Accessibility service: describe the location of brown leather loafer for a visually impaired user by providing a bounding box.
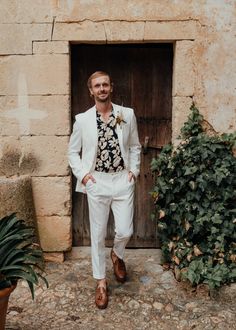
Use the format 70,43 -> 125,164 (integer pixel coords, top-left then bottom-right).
95,284 -> 108,309
111,249 -> 127,283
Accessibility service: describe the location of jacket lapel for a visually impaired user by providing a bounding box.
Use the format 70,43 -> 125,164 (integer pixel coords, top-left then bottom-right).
112,103 -> 124,148
90,106 -> 98,146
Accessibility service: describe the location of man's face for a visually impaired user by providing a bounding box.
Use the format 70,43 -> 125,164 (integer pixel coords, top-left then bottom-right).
89,75 -> 113,103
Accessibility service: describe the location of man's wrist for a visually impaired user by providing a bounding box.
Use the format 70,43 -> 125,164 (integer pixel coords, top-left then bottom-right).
82,173 -> 90,185
129,171 -> 135,177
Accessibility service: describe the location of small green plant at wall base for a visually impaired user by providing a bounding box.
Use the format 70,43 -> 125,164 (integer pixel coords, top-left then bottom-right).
0,214 -> 48,299
151,104 -> 236,290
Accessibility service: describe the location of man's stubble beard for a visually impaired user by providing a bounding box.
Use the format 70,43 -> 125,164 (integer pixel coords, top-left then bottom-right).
95,95 -> 111,103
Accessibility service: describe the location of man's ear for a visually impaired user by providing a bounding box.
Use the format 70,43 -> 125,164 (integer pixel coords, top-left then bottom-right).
89,88 -> 94,97
110,83 -> 113,93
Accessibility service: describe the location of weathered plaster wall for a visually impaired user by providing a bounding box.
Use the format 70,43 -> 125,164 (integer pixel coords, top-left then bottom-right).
0,0 -> 235,255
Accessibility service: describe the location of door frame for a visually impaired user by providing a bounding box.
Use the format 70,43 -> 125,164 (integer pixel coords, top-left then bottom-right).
70,43 -> 173,247
68,24 -> 196,249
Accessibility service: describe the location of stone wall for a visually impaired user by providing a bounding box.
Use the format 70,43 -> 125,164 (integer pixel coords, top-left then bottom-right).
0,0 -> 235,255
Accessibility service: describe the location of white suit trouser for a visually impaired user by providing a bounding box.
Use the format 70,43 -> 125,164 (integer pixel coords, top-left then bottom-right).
86,170 -> 135,280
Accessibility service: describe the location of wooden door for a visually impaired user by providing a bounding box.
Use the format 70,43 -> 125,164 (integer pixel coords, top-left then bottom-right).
71,44 -> 173,247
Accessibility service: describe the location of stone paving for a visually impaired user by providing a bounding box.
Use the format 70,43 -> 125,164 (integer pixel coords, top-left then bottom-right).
5,248 -> 236,330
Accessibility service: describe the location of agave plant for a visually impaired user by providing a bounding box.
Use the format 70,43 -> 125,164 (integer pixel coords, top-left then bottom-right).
0,213 -> 48,299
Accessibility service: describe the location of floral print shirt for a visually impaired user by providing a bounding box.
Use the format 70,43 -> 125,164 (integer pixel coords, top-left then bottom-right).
95,110 -> 125,172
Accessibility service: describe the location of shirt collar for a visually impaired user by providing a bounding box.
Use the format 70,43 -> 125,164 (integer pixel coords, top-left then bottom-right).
96,107 -> 115,123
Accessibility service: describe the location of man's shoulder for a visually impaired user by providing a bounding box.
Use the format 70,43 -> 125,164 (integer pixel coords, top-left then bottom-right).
112,103 -> 134,116
75,106 -> 95,121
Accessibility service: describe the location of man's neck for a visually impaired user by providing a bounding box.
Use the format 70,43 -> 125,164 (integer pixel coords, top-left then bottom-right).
95,100 -> 112,114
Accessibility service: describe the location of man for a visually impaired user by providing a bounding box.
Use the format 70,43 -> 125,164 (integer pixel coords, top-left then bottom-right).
68,71 -> 141,309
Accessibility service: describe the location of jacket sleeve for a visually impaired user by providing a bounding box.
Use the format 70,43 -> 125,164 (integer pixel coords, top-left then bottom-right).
68,116 -> 88,183
128,110 -> 141,178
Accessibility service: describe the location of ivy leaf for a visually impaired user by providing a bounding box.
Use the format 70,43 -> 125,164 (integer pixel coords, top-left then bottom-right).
193,245 -> 203,256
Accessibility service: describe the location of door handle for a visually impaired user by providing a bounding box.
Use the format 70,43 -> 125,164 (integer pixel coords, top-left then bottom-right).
143,136 -> 149,154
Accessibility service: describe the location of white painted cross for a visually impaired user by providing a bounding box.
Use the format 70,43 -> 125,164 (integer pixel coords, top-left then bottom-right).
1,72 -> 47,135
66,0 -> 75,12
52,0 -> 75,14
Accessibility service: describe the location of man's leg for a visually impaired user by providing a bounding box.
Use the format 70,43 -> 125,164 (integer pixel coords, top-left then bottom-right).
86,179 -> 111,280
110,171 -> 135,281
86,177 -> 111,309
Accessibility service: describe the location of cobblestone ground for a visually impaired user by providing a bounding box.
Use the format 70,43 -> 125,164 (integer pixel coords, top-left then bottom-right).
5,248 -> 236,330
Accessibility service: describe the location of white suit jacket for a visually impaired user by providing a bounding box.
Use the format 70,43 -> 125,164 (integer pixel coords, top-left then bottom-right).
68,103 -> 141,192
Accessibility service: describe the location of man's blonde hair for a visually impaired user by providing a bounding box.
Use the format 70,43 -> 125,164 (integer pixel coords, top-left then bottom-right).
87,71 -> 112,89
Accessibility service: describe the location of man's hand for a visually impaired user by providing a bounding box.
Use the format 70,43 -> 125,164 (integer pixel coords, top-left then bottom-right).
82,173 -> 96,185
128,171 -> 135,182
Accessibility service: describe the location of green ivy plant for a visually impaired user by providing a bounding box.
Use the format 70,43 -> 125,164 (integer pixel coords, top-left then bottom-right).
151,104 -> 236,290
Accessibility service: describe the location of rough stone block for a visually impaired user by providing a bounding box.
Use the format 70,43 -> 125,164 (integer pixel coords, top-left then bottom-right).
193,34 -> 236,133
65,246 -> 91,260
0,137 -> 22,177
0,23 -> 51,55
105,22 -> 145,42
0,136 -> 69,176
55,0 -> 194,22
0,175 -> 38,233
0,0 -> 54,23
145,21 -> 198,41
219,283 -> 236,304
173,40 -> 195,97
0,55 -> 69,95
43,252 -> 65,263
37,215 -> 72,252
53,21 -> 106,41
32,176 -> 71,216
33,41 -> 69,54
20,136 -> 70,176
172,96 -> 193,144
0,95 -> 70,136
